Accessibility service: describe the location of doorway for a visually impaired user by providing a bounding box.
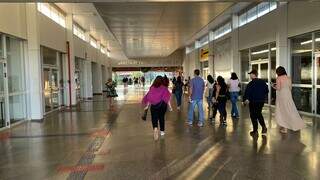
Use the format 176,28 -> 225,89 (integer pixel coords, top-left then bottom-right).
43,68 -> 59,113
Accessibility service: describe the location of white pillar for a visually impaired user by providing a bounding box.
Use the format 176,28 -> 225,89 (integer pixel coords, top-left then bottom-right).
208,41 -> 214,77
25,3 -> 43,120
231,14 -> 240,76
65,14 -> 77,106
92,62 -> 102,94
276,3 -> 289,70
80,60 -> 93,99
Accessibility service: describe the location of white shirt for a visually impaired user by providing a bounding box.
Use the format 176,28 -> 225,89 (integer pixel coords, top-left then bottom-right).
228,79 -> 240,92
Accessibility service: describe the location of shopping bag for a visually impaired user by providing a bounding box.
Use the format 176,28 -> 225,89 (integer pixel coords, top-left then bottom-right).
141,109 -> 148,121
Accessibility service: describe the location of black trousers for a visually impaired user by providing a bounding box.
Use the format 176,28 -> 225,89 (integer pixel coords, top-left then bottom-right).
249,102 -> 266,132
211,103 -> 218,119
150,102 -> 167,131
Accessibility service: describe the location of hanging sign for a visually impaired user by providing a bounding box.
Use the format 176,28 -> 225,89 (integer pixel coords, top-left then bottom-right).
200,48 -> 209,62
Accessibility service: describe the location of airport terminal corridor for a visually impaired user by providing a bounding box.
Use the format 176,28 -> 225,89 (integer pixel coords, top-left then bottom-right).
0,87 -> 319,180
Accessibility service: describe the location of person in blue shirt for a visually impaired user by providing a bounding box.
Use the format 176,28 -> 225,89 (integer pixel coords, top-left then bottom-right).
188,69 -> 205,127
243,69 -> 269,137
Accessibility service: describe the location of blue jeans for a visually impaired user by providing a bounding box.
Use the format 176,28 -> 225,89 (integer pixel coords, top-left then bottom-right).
175,92 -> 182,107
230,92 -> 239,117
188,99 -> 204,124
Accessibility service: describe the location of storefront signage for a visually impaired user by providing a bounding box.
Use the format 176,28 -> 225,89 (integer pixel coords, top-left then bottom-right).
200,48 -> 209,62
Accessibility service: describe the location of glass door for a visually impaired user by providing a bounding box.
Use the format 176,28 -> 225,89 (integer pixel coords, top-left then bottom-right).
251,60 -> 269,103
43,68 -> 51,112
51,69 -> 59,109
43,68 -> 60,113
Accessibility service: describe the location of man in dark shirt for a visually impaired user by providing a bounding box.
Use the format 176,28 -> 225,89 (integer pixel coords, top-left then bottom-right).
243,69 -> 269,136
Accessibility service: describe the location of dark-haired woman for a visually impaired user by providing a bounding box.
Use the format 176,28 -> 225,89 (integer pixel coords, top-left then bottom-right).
142,76 -> 172,140
173,76 -> 184,110
228,72 -> 240,118
272,66 -> 304,133
215,76 -> 228,125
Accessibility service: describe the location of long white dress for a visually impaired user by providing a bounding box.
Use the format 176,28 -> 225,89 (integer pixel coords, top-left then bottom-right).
275,76 -> 305,131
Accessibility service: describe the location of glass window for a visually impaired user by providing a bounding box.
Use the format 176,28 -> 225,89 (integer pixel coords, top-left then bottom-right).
291,34 -> 312,84
251,44 -> 269,62
37,3 -> 66,28
198,35 -> 209,47
73,24 -> 86,41
270,2 -> 277,11
258,2 -> 270,17
9,95 -> 26,123
213,22 -> 232,40
42,47 -> 57,66
240,49 -> 250,82
247,7 -> 257,23
315,31 -> 320,52
239,13 -> 247,26
0,35 -> 3,58
6,37 -> 25,93
90,37 -> 98,48
292,87 -> 312,112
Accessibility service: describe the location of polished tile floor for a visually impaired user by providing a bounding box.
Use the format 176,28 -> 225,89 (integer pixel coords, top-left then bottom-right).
0,87 -> 320,180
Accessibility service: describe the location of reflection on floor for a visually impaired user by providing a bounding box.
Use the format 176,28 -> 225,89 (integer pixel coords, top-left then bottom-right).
0,86 -> 319,180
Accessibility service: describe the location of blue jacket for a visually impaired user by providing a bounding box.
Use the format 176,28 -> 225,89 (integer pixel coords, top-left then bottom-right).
243,78 -> 269,103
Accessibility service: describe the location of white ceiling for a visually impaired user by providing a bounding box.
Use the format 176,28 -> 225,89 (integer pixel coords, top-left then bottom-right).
57,3 -> 128,60
94,2 -> 233,58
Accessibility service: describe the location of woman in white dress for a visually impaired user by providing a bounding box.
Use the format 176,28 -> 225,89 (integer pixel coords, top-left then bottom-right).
272,66 -> 305,133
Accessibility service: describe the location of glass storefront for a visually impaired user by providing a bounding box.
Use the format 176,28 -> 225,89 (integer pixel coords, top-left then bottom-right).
42,46 -> 62,113
75,57 -> 81,103
7,37 -> 26,123
292,87 -> 312,112
291,31 -> 320,115
0,34 -> 26,128
240,42 -> 276,105
291,34 -> 313,84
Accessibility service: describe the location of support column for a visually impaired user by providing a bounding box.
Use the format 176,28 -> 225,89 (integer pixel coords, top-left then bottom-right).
276,3 -> 289,70
25,3 -> 43,120
231,14 -> 240,76
80,60 -> 93,99
208,41 -> 214,77
65,14 -> 77,106
92,62 -> 102,94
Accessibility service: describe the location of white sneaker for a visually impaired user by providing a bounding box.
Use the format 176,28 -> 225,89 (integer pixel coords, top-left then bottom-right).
160,131 -> 165,136
154,128 -> 159,140
177,106 -> 181,111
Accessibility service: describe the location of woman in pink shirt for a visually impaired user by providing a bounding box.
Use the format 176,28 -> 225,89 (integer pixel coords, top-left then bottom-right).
142,76 -> 172,140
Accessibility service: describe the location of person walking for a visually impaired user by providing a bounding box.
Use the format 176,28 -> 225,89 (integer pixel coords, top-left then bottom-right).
272,66 -> 304,133
243,69 -> 269,136
206,75 -> 215,119
173,76 -> 184,110
214,76 -> 228,125
228,72 -> 240,118
105,78 -> 118,105
142,76 -> 172,140
188,69 -> 205,127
